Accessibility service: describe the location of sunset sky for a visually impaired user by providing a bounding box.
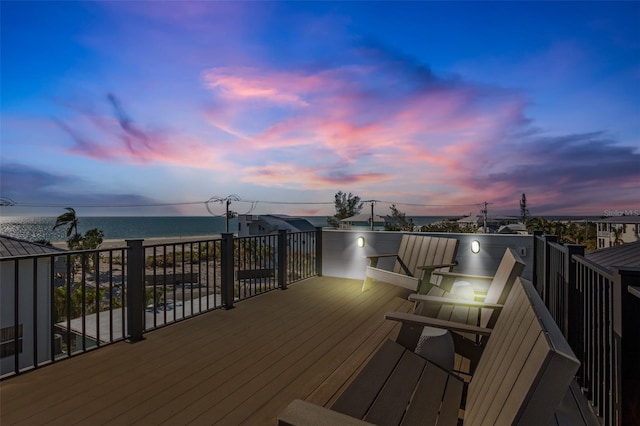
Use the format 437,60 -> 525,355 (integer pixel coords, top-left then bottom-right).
1,1 -> 638,218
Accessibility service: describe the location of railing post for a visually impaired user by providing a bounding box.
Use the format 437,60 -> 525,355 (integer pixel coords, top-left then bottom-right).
315,227 -> 323,277
278,229 -> 287,290
613,267 -> 640,426
125,239 -> 144,342
220,233 -> 235,309
542,234 -> 557,305
565,245 -> 584,341
532,230 -> 542,293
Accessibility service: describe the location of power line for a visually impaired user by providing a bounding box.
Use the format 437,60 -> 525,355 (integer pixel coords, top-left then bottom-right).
9,201 -> 204,208
2,197 -> 485,210
240,199 -> 334,205
374,200 -> 479,207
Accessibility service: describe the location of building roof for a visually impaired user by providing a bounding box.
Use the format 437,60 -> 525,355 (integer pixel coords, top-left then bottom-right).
595,216 -> 640,224
340,213 -> 385,223
585,240 -> 640,270
0,235 -> 65,258
497,223 -> 528,234
456,216 -> 479,224
262,215 -> 316,232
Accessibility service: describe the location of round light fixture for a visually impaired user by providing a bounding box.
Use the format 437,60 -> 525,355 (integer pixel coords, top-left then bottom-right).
357,236 -> 366,248
471,240 -> 480,254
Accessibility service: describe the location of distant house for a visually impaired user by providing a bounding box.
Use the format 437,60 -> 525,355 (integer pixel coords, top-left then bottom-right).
497,223 -> 528,235
456,215 -> 520,233
339,213 -> 385,230
595,216 -> 640,248
0,235 -> 65,376
238,215 -> 316,237
456,215 -> 481,229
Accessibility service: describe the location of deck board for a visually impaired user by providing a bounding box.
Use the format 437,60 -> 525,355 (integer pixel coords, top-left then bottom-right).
0,276 -> 412,425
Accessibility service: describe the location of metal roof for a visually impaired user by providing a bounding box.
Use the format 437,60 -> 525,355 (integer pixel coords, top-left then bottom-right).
260,215 -> 316,232
595,216 -> 640,224
0,235 -> 65,258
340,213 -> 385,223
585,240 -> 640,270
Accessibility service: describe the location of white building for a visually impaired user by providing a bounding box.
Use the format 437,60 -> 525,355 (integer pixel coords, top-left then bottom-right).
238,215 -> 316,237
340,213 -> 385,230
595,216 -> 640,248
0,235 -> 65,376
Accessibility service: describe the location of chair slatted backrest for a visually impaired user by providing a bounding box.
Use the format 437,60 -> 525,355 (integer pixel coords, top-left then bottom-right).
432,248 -> 524,334
392,235 -> 414,275
392,235 -> 458,279
404,235 -> 424,275
465,277 -> 580,426
480,247 -> 525,329
427,238 -> 460,286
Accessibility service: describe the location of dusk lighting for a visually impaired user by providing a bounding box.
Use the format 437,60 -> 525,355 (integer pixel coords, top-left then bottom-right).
0,2 -> 638,217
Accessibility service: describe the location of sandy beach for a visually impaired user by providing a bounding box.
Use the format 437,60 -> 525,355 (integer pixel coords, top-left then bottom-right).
52,234 -> 224,250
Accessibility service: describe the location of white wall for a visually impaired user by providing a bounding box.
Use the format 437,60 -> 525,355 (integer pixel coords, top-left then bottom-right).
1,258 -> 52,376
321,230 -> 534,281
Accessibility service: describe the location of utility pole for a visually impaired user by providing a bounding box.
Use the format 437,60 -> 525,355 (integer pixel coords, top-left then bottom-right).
206,194 -> 240,233
481,201 -> 488,233
370,202 -> 374,231
520,193 -> 529,223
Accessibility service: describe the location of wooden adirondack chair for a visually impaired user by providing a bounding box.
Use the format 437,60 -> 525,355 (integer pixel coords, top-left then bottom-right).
362,235 -> 458,293
387,247 -> 525,365
278,277 -> 580,426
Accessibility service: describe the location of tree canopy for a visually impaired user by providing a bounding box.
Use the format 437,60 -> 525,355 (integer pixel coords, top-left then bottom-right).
384,204 -> 415,231
327,191 -> 363,228
53,208 -> 104,250
53,207 -> 79,237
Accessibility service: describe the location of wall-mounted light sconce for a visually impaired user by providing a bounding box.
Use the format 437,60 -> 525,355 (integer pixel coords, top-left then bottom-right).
471,240 -> 480,254
357,236 -> 366,248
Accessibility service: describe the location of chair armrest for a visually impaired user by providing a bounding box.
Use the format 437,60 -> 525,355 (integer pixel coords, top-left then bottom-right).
364,253 -> 399,269
417,262 -> 458,270
408,294 -> 504,309
432,271 -> 494,280
365,253 -> 398,260
278,399 -> 375,426
384,312 -> 493,336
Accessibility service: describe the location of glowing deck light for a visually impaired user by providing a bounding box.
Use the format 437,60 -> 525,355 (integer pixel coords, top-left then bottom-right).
471,240 -> 480,254
357,236 -> 366,248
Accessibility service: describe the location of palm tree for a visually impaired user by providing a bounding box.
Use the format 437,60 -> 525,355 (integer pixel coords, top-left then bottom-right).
53,207 -> 79,238
526,217 -> 549,234
612,225 -> 625,246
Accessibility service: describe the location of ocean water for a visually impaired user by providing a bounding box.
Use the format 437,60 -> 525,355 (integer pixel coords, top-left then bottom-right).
0,215 -> 446,243
0,216 -> 236,242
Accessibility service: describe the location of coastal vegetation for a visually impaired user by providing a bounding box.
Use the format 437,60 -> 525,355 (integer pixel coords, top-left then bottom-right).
419,221 -> 478,233
384,204 -> 415,231
525,217 -> 597,250
53,207 -> 104,251
327,191 -> 363,228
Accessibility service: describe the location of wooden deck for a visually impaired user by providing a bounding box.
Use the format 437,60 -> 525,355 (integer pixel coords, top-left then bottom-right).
0,276 -> 413,425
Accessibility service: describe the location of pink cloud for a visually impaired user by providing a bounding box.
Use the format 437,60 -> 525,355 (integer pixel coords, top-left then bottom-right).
58,109 -> 239,176
241,163 -> 389,189
47,41 -> 637,216
202,63 -> 525,159
202,67 -> 329,106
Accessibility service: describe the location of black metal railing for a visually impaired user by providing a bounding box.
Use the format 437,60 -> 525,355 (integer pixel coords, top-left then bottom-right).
0,228 -> 321,379
235,233 -> 278,299
142,238 -> 223,331
0,247 -> 129,379
533,233 -> 640,426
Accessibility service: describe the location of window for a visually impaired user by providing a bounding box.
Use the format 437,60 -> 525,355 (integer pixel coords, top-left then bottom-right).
0,325 -> 23,358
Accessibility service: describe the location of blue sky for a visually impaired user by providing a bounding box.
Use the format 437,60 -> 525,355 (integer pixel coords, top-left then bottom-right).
1,1 -> 638,218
